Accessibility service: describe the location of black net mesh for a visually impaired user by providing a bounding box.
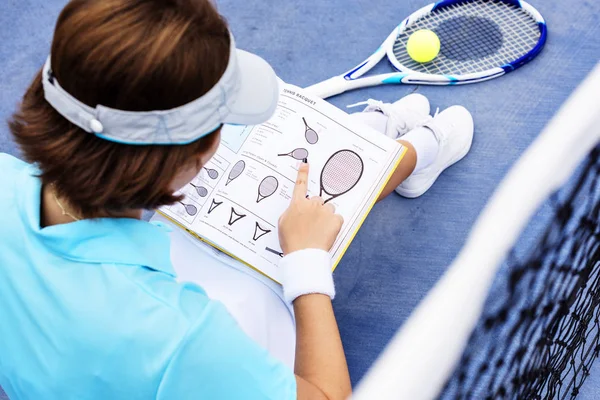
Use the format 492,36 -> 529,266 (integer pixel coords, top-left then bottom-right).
440,145 -> 600,399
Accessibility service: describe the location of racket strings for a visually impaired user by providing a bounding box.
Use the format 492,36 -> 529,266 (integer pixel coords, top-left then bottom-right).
259,176 -> 279,197
451,1 -> 537,66
459,2 -> 538,69
321,151 -> 364,195
279,148 -> 309,160
230,161 -> 245,179
393,0 -> 541,76
178,201 -> 197,216
204,167 -> 219,179
306,128 -> 319,144
190,183 -> 208,197
292,148 -> 309,159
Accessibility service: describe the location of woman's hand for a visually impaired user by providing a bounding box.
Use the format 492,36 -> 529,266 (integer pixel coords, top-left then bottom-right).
278,162 -> 344,255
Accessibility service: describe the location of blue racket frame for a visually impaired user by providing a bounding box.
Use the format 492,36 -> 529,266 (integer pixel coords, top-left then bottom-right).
305,0 -> 548,97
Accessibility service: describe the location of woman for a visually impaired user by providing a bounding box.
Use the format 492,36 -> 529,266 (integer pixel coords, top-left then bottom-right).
0,0 -> 473,399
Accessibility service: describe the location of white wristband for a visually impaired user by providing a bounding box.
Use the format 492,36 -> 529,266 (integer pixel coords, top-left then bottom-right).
279,249 -> 335,304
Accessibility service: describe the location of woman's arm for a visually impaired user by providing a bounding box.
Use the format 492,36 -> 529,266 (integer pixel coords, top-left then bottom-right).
294,295 -> 351,400
278,162 -> 352,400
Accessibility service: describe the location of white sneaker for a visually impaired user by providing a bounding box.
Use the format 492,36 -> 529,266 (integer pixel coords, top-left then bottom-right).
347,93 -> 431,139
396,106 -> 474,198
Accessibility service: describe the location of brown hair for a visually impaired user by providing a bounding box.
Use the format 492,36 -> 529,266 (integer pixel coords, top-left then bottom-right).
10,0 -> 229,218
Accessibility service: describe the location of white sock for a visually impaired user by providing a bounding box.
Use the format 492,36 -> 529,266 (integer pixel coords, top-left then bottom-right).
349,111 -> 388,134
401,127 -> 439,173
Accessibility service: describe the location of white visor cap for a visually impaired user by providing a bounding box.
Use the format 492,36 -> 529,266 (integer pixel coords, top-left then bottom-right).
42,33 -> 279,145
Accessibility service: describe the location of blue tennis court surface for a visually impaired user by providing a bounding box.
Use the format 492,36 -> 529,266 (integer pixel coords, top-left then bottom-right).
1,0 -> 599,398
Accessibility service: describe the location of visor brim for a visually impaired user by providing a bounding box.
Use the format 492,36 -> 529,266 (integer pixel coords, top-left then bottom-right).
223,49 -> 280,126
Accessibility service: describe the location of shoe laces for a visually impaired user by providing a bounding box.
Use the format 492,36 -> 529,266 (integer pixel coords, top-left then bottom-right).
415,107 -> 440,127
347,99 -> 409,139
418,107 -> 445,145
348,100 -> 439,140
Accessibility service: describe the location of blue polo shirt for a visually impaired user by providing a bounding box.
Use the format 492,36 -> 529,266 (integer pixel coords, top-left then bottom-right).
0,154 -> 296,400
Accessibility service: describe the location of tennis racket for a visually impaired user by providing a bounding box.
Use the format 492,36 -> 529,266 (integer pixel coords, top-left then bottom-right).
278,148 -> 309,160
203,167 -> 219,180
190,183 -> 208,197
320,150 -> 364,204
303,117 -> 319,145
305,0 -> 547,98
177,201 -> 198,216
257,176 -> 279,203
227,160 -> 246,186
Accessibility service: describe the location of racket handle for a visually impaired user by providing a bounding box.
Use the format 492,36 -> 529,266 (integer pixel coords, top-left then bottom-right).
305,73 -> 405,99
304,76 -> 350,99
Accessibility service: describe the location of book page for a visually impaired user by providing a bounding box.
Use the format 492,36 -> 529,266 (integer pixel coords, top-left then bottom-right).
159,84 -> 405,282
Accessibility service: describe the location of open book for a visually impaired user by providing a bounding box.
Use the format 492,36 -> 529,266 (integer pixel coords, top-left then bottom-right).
158,84 -> 406,283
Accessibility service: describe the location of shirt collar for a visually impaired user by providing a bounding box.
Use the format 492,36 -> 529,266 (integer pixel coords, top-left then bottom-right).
16,164 -> 175,277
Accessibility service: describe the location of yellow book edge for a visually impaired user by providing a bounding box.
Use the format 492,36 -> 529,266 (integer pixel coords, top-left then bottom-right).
158,145 -> 408,285
330,145 -> 407,272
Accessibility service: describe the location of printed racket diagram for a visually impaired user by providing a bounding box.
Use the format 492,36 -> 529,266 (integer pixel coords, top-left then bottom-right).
227,160 -> 246,186
228,207 -> 247,226
278,147 -> 309,161
303,117 -> 319,145
190,182 -> 209,197
320,149 -> 364,204
203,167 -> 219,180
253,222 -> 271,241
257,176 -> 279,203
208,199 -> 223,214
178,201 -> 197,216
265,247 -> 284,258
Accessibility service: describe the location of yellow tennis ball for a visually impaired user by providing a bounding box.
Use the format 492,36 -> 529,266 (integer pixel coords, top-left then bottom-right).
407,29 -> 440,63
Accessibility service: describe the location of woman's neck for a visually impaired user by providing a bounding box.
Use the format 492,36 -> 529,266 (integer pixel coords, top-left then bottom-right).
41,185 -> 142,227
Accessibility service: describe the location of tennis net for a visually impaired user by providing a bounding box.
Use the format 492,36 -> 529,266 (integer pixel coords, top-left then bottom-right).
354,63 -> 600,399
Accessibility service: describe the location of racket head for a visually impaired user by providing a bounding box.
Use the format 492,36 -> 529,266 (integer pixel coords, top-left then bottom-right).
303,118 -> 318,144
258,176 -> 279,200
204,168 -> 219,179
292,148 -> 309,160
305,128 -> 319,145
196,186 -> 208,197
320,149 -> 364,201
279,148 -> 309,160
179,202 -> 197,216
385,0 -> 547,83
229,160 -> 246,182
